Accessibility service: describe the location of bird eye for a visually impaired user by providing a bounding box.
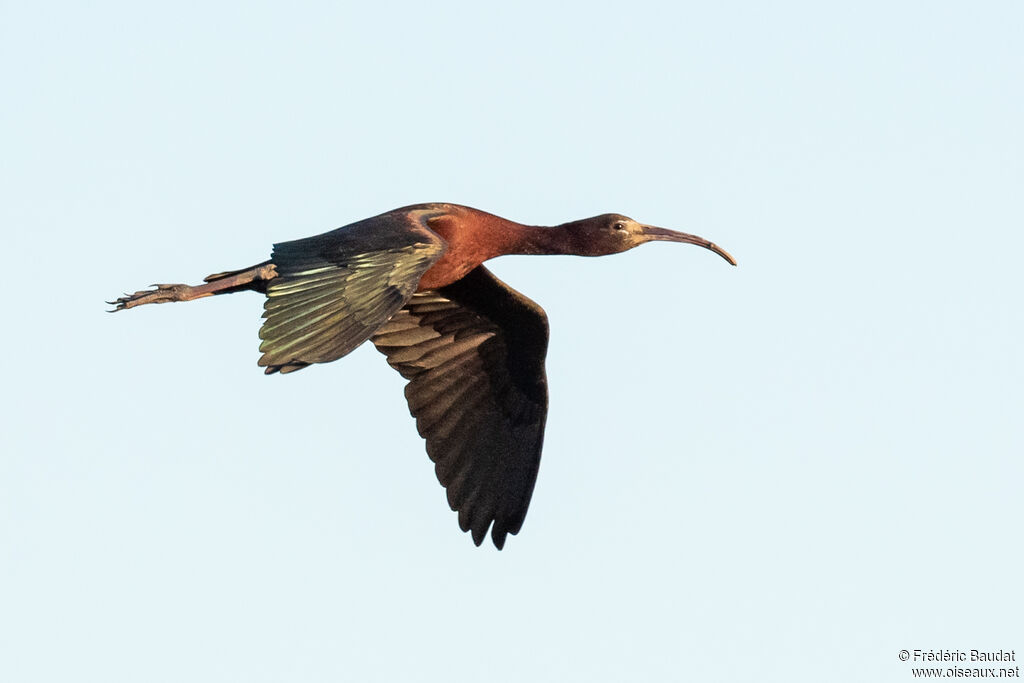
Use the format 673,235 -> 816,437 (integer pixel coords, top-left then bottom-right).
614,222 -> 626,231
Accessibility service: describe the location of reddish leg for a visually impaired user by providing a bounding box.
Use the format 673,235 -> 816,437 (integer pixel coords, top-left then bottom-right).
109,261 -> 278,311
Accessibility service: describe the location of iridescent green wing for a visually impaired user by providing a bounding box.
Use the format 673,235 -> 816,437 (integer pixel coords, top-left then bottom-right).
259,208 -> 446,374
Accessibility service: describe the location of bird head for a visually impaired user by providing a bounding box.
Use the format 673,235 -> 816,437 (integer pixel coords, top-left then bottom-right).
563,214 -> 737,264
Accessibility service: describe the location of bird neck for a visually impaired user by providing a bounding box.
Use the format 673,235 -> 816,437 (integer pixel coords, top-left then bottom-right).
436,206 -> 580,260
500,223 -> 577,257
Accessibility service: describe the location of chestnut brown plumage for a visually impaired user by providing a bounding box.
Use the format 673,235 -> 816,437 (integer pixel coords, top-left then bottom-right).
111,203 -> 735,548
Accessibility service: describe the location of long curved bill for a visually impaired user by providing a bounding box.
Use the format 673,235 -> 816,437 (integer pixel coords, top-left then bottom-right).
639,225 -> 737,265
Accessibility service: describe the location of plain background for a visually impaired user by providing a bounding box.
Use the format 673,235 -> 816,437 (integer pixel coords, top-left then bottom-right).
2,2 -> 1021,681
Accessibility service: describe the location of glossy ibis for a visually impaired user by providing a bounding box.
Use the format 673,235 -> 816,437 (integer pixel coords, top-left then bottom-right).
111,203 -> 735,548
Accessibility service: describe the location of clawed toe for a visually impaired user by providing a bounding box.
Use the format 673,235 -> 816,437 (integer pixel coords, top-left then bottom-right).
108,284 -> 190,311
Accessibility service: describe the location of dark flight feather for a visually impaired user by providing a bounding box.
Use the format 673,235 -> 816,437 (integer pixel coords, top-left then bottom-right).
371,266 -> 549,549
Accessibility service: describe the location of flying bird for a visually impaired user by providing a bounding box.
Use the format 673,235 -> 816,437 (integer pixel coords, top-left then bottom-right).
111,203 -> 735,548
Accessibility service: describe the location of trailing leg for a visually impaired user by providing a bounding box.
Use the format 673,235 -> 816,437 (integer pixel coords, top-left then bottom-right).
109,261 -> 278,311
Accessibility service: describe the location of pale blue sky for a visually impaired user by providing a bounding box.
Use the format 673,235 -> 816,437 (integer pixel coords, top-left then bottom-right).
2,2 -> 1022,681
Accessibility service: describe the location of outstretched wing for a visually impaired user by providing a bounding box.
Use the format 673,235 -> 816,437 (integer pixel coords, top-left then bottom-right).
371,266 -> 549,549
259,208 -> 447,374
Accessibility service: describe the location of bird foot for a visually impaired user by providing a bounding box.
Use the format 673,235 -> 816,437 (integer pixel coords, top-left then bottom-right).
108,284 -> 196,311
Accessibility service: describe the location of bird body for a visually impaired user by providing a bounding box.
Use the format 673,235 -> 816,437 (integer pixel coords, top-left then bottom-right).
412,204 -> 523,290
112,203 -> 735,548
